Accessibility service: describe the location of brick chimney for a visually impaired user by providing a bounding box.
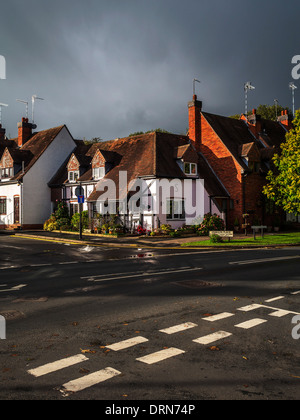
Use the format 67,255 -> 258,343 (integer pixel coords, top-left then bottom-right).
0,124 -> 5,142
247,109 -> 262,138
278,110 -> 293,130
17,118 -> 34,147
188,94 -> 202,152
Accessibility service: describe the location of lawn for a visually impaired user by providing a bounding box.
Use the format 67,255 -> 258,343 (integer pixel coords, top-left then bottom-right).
181,232 -> 300,247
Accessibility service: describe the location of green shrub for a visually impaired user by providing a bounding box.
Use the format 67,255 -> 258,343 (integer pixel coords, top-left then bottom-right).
43,215 -> 58,231
71,211 -> 89,231
161,224 -> 172,233
210,234 -> 223,243
197,213 -> 225,236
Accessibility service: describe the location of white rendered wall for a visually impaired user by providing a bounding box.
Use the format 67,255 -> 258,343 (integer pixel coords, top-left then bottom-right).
0,183 -> 21,226
22,126 -> 76,225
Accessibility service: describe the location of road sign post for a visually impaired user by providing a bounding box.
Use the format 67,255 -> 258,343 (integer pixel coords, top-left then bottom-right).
75,184 -> 84,240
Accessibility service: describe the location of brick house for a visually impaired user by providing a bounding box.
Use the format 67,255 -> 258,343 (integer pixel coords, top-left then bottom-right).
0,94 -> 291,232
188,95 -> 291,229
0,119 -> 76,229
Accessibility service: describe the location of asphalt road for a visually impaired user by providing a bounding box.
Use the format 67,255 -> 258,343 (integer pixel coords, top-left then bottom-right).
0,235 -> 299,401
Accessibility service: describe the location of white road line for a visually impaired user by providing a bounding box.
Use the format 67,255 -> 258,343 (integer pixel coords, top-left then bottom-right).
86,267 -> 202,283
237,304 -> 263,312
193,331 -> 232,345
61,367 -> 121,395
159,322 -> 198,335
265,296 -> 285,303
0,284 -> 27,293
269,309 -> 291,318
106,336 -> 149,351
229,255 -> 300,265
29,263 -> 52,267
28,354 -> 88,377
58,261 -> 79,265
136,348 -> 185,365
235,318 -> 267,329
81,267 -> 193,280
202,312 -> 235,322
291,291 -> 300,295
237,303 -> 300,316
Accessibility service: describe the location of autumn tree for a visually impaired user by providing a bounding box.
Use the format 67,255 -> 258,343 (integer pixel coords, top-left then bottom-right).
263,110 -> 300,214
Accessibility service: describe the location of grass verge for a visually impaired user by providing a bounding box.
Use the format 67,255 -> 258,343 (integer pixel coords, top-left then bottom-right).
181,232 -> 300,247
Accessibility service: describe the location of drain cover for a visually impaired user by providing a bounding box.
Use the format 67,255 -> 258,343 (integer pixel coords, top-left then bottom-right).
0,310 -> 25,320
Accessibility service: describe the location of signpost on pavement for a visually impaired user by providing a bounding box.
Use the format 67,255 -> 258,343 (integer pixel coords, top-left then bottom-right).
75,184 -> 85,240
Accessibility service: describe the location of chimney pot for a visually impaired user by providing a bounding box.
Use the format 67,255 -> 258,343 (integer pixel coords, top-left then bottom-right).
17,118 -> 34,147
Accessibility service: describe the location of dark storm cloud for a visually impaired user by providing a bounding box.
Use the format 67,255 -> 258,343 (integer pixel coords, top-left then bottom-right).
0,0 -> 299,140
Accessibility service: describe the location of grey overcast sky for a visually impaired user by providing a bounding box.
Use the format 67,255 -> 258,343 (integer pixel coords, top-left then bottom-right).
0,0 -> 299,141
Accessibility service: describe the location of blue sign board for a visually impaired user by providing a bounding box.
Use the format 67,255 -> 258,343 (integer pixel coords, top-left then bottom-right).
78,196 -> 85,204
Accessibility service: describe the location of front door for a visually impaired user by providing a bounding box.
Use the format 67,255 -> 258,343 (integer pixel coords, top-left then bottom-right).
14,196 -> 20,224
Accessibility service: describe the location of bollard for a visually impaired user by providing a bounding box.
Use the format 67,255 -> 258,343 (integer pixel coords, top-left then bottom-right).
0,315 -> 6,339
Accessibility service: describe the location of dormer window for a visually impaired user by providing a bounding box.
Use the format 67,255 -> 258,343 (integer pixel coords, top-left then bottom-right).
184,162 -> 197,176
92,166 -> 105,180
68,170 -> 79,183
0,167 -> 14,179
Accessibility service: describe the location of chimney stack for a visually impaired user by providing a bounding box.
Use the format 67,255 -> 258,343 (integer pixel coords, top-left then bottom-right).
17,117 -> 35,147
0,124 -> 5,142
245,108 -> 262,138
277,110 -> 293,130
188,94 -> 202,152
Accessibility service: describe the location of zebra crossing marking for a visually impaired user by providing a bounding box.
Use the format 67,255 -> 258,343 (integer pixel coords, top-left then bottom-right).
60,367 -> 121,396
28,354 -> 88,378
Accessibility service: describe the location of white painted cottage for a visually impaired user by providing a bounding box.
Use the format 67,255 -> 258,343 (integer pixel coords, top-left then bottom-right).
0,118 -> 76,229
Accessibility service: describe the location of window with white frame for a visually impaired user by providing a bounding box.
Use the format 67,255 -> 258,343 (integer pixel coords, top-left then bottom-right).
0,197 -> 7,215
0,167 -> 14,179
184,162 -> 197,176
68,170 -> 79,183
166,199 -> 185,220
92,166 -> 105,180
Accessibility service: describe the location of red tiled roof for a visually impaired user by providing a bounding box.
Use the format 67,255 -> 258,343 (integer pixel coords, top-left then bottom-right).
8,125 -> 66,181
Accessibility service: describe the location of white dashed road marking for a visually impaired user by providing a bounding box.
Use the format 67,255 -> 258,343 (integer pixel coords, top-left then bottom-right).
265,296 -> 285,303
136,348 -> 185,365
229,255 -> 300,265
106,336 -> 149,351
159,322 -> 198,335
61,367 -> 121,395
234,318 -> 268,329
28,354 -> 88,377
193,331 -> 232,345
202,312 -> 235,322
237,304 -> 263,312
269,309 -> 291,318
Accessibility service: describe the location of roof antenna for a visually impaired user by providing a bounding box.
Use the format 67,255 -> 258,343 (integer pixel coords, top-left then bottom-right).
244,81 -> 255,121
16,99 -> 29,119
32,94 -> 44,124
0,102 -> 8,125
289,82 -> 297,117
193,78 -> 201,97
274,99 -> 279,119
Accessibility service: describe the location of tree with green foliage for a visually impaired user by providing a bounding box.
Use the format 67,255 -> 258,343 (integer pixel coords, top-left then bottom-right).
128,128 -> 171,137
263,110 -> 300,214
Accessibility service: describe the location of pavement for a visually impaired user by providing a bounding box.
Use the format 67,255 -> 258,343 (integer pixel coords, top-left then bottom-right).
1,228 -> 299,249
